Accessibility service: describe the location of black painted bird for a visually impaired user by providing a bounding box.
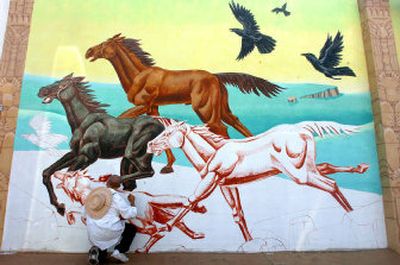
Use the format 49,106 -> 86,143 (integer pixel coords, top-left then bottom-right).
229,1 -> 276,60
301,32 -> 356,80
272,3 -> 291,16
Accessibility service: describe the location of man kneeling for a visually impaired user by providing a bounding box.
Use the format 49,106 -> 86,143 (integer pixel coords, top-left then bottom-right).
84,175 -> 137,264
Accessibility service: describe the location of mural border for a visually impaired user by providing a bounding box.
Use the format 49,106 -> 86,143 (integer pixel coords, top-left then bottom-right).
358,0 -> 400,253
0,0 -> 34,247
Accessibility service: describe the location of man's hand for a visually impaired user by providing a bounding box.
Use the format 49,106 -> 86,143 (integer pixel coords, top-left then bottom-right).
128,194 -> 135,206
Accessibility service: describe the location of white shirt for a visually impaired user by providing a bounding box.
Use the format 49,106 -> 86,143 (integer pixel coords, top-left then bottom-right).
85,188 -> 137,250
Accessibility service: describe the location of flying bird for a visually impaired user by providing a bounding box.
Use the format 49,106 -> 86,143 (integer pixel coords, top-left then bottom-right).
272,3 -> 291,16
229,1 -> 276,60
22,114 -> 68,156
301,31 -> 356,80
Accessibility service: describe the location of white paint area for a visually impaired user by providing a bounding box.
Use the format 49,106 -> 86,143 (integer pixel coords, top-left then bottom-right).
2,151 -> 387,252
0,0 -> 10,58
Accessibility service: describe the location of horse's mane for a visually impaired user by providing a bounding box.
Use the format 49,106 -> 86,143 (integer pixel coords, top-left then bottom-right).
191,125 -> 227,149
122,38 -> 155,67
72,80 -> 109,113
152,116 -> 175,127
152,117 -> 227,149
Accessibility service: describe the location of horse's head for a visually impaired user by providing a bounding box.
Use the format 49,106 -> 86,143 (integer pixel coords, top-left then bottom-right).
147,121 -> 187,155
38,73 -> 85,104
53,171 -> 68,182
86,33 -> 125,62
52,171 -> 73,192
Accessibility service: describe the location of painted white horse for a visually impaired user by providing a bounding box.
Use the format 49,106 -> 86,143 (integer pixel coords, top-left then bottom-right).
147,119 -> 369,241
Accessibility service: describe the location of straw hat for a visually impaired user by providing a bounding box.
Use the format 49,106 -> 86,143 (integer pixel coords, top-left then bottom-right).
85,187 -> 112,219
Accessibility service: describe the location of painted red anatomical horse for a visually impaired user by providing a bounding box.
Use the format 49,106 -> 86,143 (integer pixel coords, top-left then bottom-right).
85,34 -> 282,173
147,119 -> 369,242
51,170 -> 207,253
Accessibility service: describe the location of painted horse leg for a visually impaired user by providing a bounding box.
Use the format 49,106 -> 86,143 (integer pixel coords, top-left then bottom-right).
120,157 -> 134,176
307,173 -> 353,212
160,149 -> 175,174
42,151 -> 76,216
164,172 -> 221,231
122,133 -> 157,185
118,105 -> 148,119
176,221 -> 205,239
219,186 -> 253,241
273,152 -> 353,212
154,207 -> 205,240
191,82 -> 228,137
220,89 -> 253,137
68,155 -> 92,171
137,233 -> 165,253
148,106 -> 175,174
121,130 -> 159,190
120,164 -> 154,190
68,142 -> 101,171
316,162 -> 369,175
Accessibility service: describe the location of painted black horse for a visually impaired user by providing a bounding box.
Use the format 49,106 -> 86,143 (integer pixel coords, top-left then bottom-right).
38,74 -> 164,215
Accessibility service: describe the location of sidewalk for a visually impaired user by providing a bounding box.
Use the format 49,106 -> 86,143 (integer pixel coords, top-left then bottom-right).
1,249 -> 400,265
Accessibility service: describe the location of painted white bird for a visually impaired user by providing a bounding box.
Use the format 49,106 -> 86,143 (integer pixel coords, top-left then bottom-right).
22,114 -> 68,156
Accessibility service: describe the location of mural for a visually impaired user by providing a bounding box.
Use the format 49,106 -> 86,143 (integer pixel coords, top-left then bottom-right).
2,0 -> 387,253
301,31 -> 356,80
51,170 -> 207,253
37,74 -> 164,214
147,119 -> 370,239
85,34 -> 281,173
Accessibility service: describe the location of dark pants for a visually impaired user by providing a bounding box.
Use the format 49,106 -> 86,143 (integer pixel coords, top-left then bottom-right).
115,223 -> 137,253
97,223 -> 137,264
98,249 -> 107,264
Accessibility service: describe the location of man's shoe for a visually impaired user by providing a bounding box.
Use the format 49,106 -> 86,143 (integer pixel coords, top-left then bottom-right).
88,246 -> 100,265
111,249 -> 129,263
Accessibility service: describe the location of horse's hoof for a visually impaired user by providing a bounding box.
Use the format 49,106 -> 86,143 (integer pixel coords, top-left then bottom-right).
135,248 -> 147,253
122,180 -> 137,191
193,232 -> 205,239
160,166 -> 174,174
66,211 -> 76,225
357,163 -> 369,174
57,203 -> 66,216
193,205 -> 207,214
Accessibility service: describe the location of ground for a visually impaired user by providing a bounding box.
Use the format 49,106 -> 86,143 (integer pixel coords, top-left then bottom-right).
1,250 -> 400,265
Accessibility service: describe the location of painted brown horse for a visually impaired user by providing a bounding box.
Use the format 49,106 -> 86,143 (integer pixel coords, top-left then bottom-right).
86,34 -> 282,173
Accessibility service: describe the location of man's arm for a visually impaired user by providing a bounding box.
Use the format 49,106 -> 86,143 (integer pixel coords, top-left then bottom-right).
115,194 -> 137,220
80,206 -> 87,225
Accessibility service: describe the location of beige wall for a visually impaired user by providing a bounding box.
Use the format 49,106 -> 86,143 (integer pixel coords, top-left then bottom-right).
359,0 -> 400,254
0,0 -> 33,247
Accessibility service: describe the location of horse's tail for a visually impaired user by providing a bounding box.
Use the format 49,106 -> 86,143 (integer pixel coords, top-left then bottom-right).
215,72 -> 283,98
297,121 -> 362,138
